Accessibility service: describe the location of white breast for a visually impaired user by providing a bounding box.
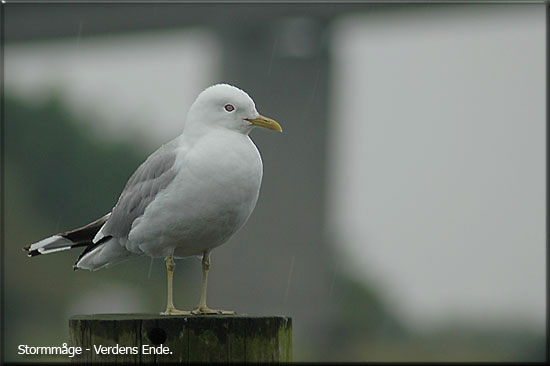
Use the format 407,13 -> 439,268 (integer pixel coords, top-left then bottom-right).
127,131 -> 263,258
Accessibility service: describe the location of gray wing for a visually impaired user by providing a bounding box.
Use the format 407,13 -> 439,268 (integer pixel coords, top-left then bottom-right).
101,139 -> 179,239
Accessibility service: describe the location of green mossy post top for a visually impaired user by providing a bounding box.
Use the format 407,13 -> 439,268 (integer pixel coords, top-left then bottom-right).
70,313 -> 290,320
69,313 -> 292,363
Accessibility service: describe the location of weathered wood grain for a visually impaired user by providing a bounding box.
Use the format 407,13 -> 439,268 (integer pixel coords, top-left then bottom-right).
69,314 -> 292,363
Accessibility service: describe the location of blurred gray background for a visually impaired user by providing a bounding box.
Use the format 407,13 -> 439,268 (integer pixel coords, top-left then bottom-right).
3,2 -> 546,362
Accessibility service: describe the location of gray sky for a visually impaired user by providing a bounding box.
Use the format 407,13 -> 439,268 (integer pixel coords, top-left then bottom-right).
328,5 -> 545,331
6,28 -> 220,148
6,4 -> 545,332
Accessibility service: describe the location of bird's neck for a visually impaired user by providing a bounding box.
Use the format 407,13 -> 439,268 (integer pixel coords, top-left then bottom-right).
181,121 -> 250,148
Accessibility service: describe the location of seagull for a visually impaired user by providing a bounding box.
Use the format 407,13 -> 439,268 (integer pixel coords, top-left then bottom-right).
24,84 -> 282,315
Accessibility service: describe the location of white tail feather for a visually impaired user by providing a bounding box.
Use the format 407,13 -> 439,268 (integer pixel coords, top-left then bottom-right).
75,238 -> 137,271
28,235 -> 73,255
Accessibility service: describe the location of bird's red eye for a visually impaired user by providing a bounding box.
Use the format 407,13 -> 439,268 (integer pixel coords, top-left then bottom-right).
224,104 -> 235,112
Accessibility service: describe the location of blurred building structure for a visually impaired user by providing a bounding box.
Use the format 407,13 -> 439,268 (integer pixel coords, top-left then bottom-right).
4,3 -> 545,362
5,1 -> 387,353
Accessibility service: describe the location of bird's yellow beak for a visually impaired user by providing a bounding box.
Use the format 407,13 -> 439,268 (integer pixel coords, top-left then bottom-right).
245,114 -> 283,132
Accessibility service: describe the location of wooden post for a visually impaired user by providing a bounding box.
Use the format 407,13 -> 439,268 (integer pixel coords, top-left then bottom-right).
69,314 -> 292,363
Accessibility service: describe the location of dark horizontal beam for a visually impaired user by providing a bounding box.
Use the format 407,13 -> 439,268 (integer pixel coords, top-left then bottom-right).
5,3 -> 410,42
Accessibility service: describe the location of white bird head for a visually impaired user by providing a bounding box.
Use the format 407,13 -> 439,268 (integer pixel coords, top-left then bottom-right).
185,84 -> 282,135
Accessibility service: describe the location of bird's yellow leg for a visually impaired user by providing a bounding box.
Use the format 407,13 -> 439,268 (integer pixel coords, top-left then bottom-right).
192,251 -> 235,315
161,255 -> 191,315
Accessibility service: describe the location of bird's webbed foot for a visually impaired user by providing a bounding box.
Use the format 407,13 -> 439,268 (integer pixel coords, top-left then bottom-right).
191,306 -> 235,315
161,306 -> 192,316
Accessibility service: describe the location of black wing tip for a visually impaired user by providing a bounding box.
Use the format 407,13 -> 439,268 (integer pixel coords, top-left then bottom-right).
27,250 -> 41,257
23,245 -> 41,257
